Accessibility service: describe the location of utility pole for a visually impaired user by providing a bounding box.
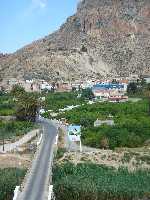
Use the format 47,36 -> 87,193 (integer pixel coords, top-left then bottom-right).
2,129 -> 5,152
79,137 -> 82,153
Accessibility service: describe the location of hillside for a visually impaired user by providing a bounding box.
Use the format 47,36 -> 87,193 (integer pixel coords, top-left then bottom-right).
0,0 -> 150,81
0,53 -> 9,61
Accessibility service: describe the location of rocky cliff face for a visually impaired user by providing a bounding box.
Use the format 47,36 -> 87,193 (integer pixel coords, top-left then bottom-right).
0,0 -> 150,81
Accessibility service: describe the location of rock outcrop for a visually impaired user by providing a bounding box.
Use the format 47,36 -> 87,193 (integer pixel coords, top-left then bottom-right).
0,0 -> 150,81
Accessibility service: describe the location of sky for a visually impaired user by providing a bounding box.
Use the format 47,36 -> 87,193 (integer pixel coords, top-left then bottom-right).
0,0 -> 79,53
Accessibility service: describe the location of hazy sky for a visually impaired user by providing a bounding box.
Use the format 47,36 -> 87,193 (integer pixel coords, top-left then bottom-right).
0,0 -> 78,53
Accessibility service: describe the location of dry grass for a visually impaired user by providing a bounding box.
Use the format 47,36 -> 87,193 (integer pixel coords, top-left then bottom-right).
0,153 -> 32,169
56,147 -> 150,171
57,128 -> 66,149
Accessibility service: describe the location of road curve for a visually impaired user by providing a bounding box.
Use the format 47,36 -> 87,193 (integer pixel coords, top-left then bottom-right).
18,118 -> 57,200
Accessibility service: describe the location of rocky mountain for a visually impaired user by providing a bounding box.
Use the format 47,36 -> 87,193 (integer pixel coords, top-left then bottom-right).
0,0 -> 150,82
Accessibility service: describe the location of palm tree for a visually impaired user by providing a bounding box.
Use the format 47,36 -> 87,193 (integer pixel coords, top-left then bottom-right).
15,92 -> 40,122
11,84 -> 25,97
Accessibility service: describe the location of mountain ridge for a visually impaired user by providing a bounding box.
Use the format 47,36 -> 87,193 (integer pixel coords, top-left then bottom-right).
0,0 -> 150,82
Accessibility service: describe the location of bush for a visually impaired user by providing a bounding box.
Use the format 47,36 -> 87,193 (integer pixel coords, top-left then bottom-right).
81,88 -> 94,100
0,108 -> 15,116
0,120 -> 35,140
0,168 -> 26,200
0,93 -> 15,116
56,148 -> 66,160
11,84 -> 25,97
80,117 -> 94,127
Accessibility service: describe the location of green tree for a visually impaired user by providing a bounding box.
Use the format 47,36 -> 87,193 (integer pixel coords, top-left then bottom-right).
15,92 -> 40,122
80,117 -> 94,128
127,82 -> 138,94
81,88 -> 94,100
140,78 -> 147,87
11,84 -> 25,97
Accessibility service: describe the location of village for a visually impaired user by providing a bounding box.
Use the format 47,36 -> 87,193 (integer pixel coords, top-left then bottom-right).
1,74 -> 150,103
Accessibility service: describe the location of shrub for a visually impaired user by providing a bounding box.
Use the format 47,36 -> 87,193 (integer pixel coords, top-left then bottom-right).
0,120 -> 35,140
0,168 -> 26,200
53,162 -> 150,200
0,93 -> 15,116
56,148 -> 66,160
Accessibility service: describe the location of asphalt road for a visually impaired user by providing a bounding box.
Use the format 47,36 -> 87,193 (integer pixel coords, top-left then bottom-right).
18,119 -> 57,200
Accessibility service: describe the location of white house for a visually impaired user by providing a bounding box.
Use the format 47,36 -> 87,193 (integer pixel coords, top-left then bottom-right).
94,119 -> 115,127
41,82 -> 52,91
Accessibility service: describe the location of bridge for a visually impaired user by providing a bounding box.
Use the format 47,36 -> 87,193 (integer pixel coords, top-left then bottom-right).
17,118 -> 58,200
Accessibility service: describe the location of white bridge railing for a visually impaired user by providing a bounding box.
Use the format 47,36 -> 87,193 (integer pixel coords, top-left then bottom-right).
13,186 -> 20,200
48,185 -> 55,200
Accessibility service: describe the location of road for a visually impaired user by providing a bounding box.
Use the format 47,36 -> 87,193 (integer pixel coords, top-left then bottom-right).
18,119 -> 57,200
0,129 -> 39,153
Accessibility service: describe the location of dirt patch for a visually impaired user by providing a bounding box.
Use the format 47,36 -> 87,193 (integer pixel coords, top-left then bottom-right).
57,147 -> 150,171
0,135 -> 38,168
0,153 -> 32,169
